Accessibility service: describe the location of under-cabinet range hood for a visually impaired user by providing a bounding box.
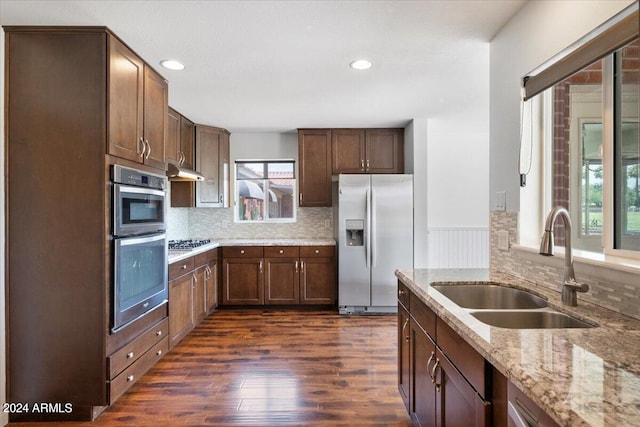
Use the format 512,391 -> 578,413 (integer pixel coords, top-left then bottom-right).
167,163 -> 205,181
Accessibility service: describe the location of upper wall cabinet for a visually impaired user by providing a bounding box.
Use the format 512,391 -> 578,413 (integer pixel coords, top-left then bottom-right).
196,125 -> 230,208
167,107 -> 195,170
298,129 -> 333,207
108,36 -> 168,171
332,128 -> 404,174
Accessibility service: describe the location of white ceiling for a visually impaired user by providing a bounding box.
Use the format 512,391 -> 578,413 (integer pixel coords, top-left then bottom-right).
1,0 -> 526,133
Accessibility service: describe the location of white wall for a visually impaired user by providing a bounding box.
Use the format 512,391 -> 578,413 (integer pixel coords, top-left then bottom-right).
231,132 -> 298,161
406,119 -> 430,268
489,0 -> 634,214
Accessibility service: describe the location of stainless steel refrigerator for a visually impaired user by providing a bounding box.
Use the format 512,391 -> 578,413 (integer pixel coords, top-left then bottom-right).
338,174 -> 413,314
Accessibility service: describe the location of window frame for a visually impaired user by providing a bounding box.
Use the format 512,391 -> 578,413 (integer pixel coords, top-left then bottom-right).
233,159 -> 297,224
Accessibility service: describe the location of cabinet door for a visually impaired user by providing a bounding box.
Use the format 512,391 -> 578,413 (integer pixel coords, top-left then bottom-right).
206,258 -> 218,313
222,257 -> 264,305
108,35 -> 144,163
365,129 -> 403,173
298,129 -> 332,207
142,65 -> 168,170
412,320 -> 437,427
332,129 -> 365,174
299,257 -> 335,304
169,273 -> 195,349
180,115 -> 195,170
195,125 -> 229,207
194,266 -> 207,323
265,258 -> 299,304
167,107 -> 181,166
435,349 -> 491,427
398,304 -> 411,412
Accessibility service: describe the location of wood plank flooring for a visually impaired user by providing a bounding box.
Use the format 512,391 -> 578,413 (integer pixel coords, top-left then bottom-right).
11,309 -> 413,426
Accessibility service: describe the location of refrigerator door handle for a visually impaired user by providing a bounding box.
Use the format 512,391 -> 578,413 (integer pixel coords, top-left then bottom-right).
371,186 -> 377,267
366,188 -> 371,268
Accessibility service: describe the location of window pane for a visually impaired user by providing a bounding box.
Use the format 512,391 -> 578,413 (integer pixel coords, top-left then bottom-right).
237,180 -> 265,221
267,162 -> 294,179
266,179 -> 295,219
552,60 -> 604,252
237,162 -> 265,179
614,40 -> 640,251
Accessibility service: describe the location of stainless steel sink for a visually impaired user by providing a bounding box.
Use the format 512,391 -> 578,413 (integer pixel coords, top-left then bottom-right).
471,310 -> 595,329
432,284 -> 548,310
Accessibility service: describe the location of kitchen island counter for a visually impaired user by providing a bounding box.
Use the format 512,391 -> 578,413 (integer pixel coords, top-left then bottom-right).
396,268 -> 640,427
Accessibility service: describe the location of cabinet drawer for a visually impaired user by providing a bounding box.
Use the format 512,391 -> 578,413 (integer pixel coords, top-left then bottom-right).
300,245 -> 335,257
410,295 -> 436,339
223,246 -> 263,258
194,251 -> 209,267
437,318 -> 487,398
264,246 -> 299,258
397,281 -> 410,309
108,318 -> 168,379
169,257 -> 195,280
109,336 -> 168,404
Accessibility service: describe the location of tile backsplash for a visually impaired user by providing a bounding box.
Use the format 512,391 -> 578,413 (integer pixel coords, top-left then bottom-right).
490,210 -> 640,320
167,207 -> 334,240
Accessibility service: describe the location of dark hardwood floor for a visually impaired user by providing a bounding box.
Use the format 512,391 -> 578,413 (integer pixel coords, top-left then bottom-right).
11,309 -> 413,426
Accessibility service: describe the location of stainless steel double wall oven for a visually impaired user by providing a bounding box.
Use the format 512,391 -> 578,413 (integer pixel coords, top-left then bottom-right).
111,165 -> 168,332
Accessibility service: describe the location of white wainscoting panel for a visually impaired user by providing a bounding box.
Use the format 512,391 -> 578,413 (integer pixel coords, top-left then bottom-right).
427,228 -> 490,268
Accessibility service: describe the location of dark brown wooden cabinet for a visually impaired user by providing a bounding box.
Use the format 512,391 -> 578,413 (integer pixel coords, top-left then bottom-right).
196,125 -> 230,207
300,246 -> 336,305
332,128 -> 404,174
168,249 -> 218,349
167,107 -> 195,170
108,35 -> 167,171
298,129 -> 333,207
221,245 -> 336,307
5,27 -> 169,421
399,281 -> 491,427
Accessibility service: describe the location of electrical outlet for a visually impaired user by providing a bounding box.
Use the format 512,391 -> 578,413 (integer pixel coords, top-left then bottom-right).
496,191 -> 506,211
324,219 -> 331,229
497,230 -> 510,251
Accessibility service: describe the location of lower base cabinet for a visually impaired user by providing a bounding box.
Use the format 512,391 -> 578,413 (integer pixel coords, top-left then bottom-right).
221,245 -> 336,306
169,248 -> 218,349
399,280 -> 491,427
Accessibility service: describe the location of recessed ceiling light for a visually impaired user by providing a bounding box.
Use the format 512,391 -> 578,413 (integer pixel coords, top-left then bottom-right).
160,59 -> 186,71
350,59 -> 373,70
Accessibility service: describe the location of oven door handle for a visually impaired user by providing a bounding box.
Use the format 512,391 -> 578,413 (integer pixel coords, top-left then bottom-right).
115,184 -> 166,198
117,232 -> 166,246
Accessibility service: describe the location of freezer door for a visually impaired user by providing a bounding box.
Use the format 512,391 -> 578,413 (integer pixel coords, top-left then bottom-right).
338,175 -> 371,307
370,175 -> 413,307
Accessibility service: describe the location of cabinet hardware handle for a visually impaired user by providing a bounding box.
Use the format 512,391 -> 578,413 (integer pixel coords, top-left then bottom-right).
401,318 -> 410,343
156,330 -> 162,336
240,250 -> 245,254
295,260 -> 299,273
156,350 -> 163,356
314,249 -> 319,254
192,273 -> 197,284
366,159 -> 370,169
300,261 -> 304,272
398,289 -> 405,297
138,137 -> 146,158
127,375 -> 134,382
181,264 -> 187,270
299,193 -> 303,204
431,358 -> 440,386
126,351 -> 134,359
361,159 -> 364,170
426,351 -> 435,376
259,261 -> 263,273
219,194 -> 224,203
145,140 -> 151,159
279,249 -> 284,254
179,151 -> 185,165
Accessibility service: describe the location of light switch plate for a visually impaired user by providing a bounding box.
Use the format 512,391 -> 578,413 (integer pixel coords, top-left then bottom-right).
496,191 -> 506,211
497,230 -> 510,251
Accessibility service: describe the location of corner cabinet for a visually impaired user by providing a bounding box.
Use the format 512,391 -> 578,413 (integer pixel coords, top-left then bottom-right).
196,125 -> 230,207
398,281 -> 491,427
108,35 -> 167,171
298,129 -> 333,207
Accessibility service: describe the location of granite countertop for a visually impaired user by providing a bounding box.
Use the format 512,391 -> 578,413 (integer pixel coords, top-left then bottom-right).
395,268 -> 640,427
168,238 -> 336,264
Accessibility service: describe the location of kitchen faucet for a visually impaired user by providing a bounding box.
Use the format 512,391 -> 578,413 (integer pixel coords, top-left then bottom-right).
539,206 -> 589,306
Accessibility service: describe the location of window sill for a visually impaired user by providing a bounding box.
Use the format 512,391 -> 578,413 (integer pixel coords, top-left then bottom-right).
511,244 -> 640,275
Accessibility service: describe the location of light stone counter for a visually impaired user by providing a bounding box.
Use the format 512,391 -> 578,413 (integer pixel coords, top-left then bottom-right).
396,268 -> 640,427
168,238 -> 336,264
